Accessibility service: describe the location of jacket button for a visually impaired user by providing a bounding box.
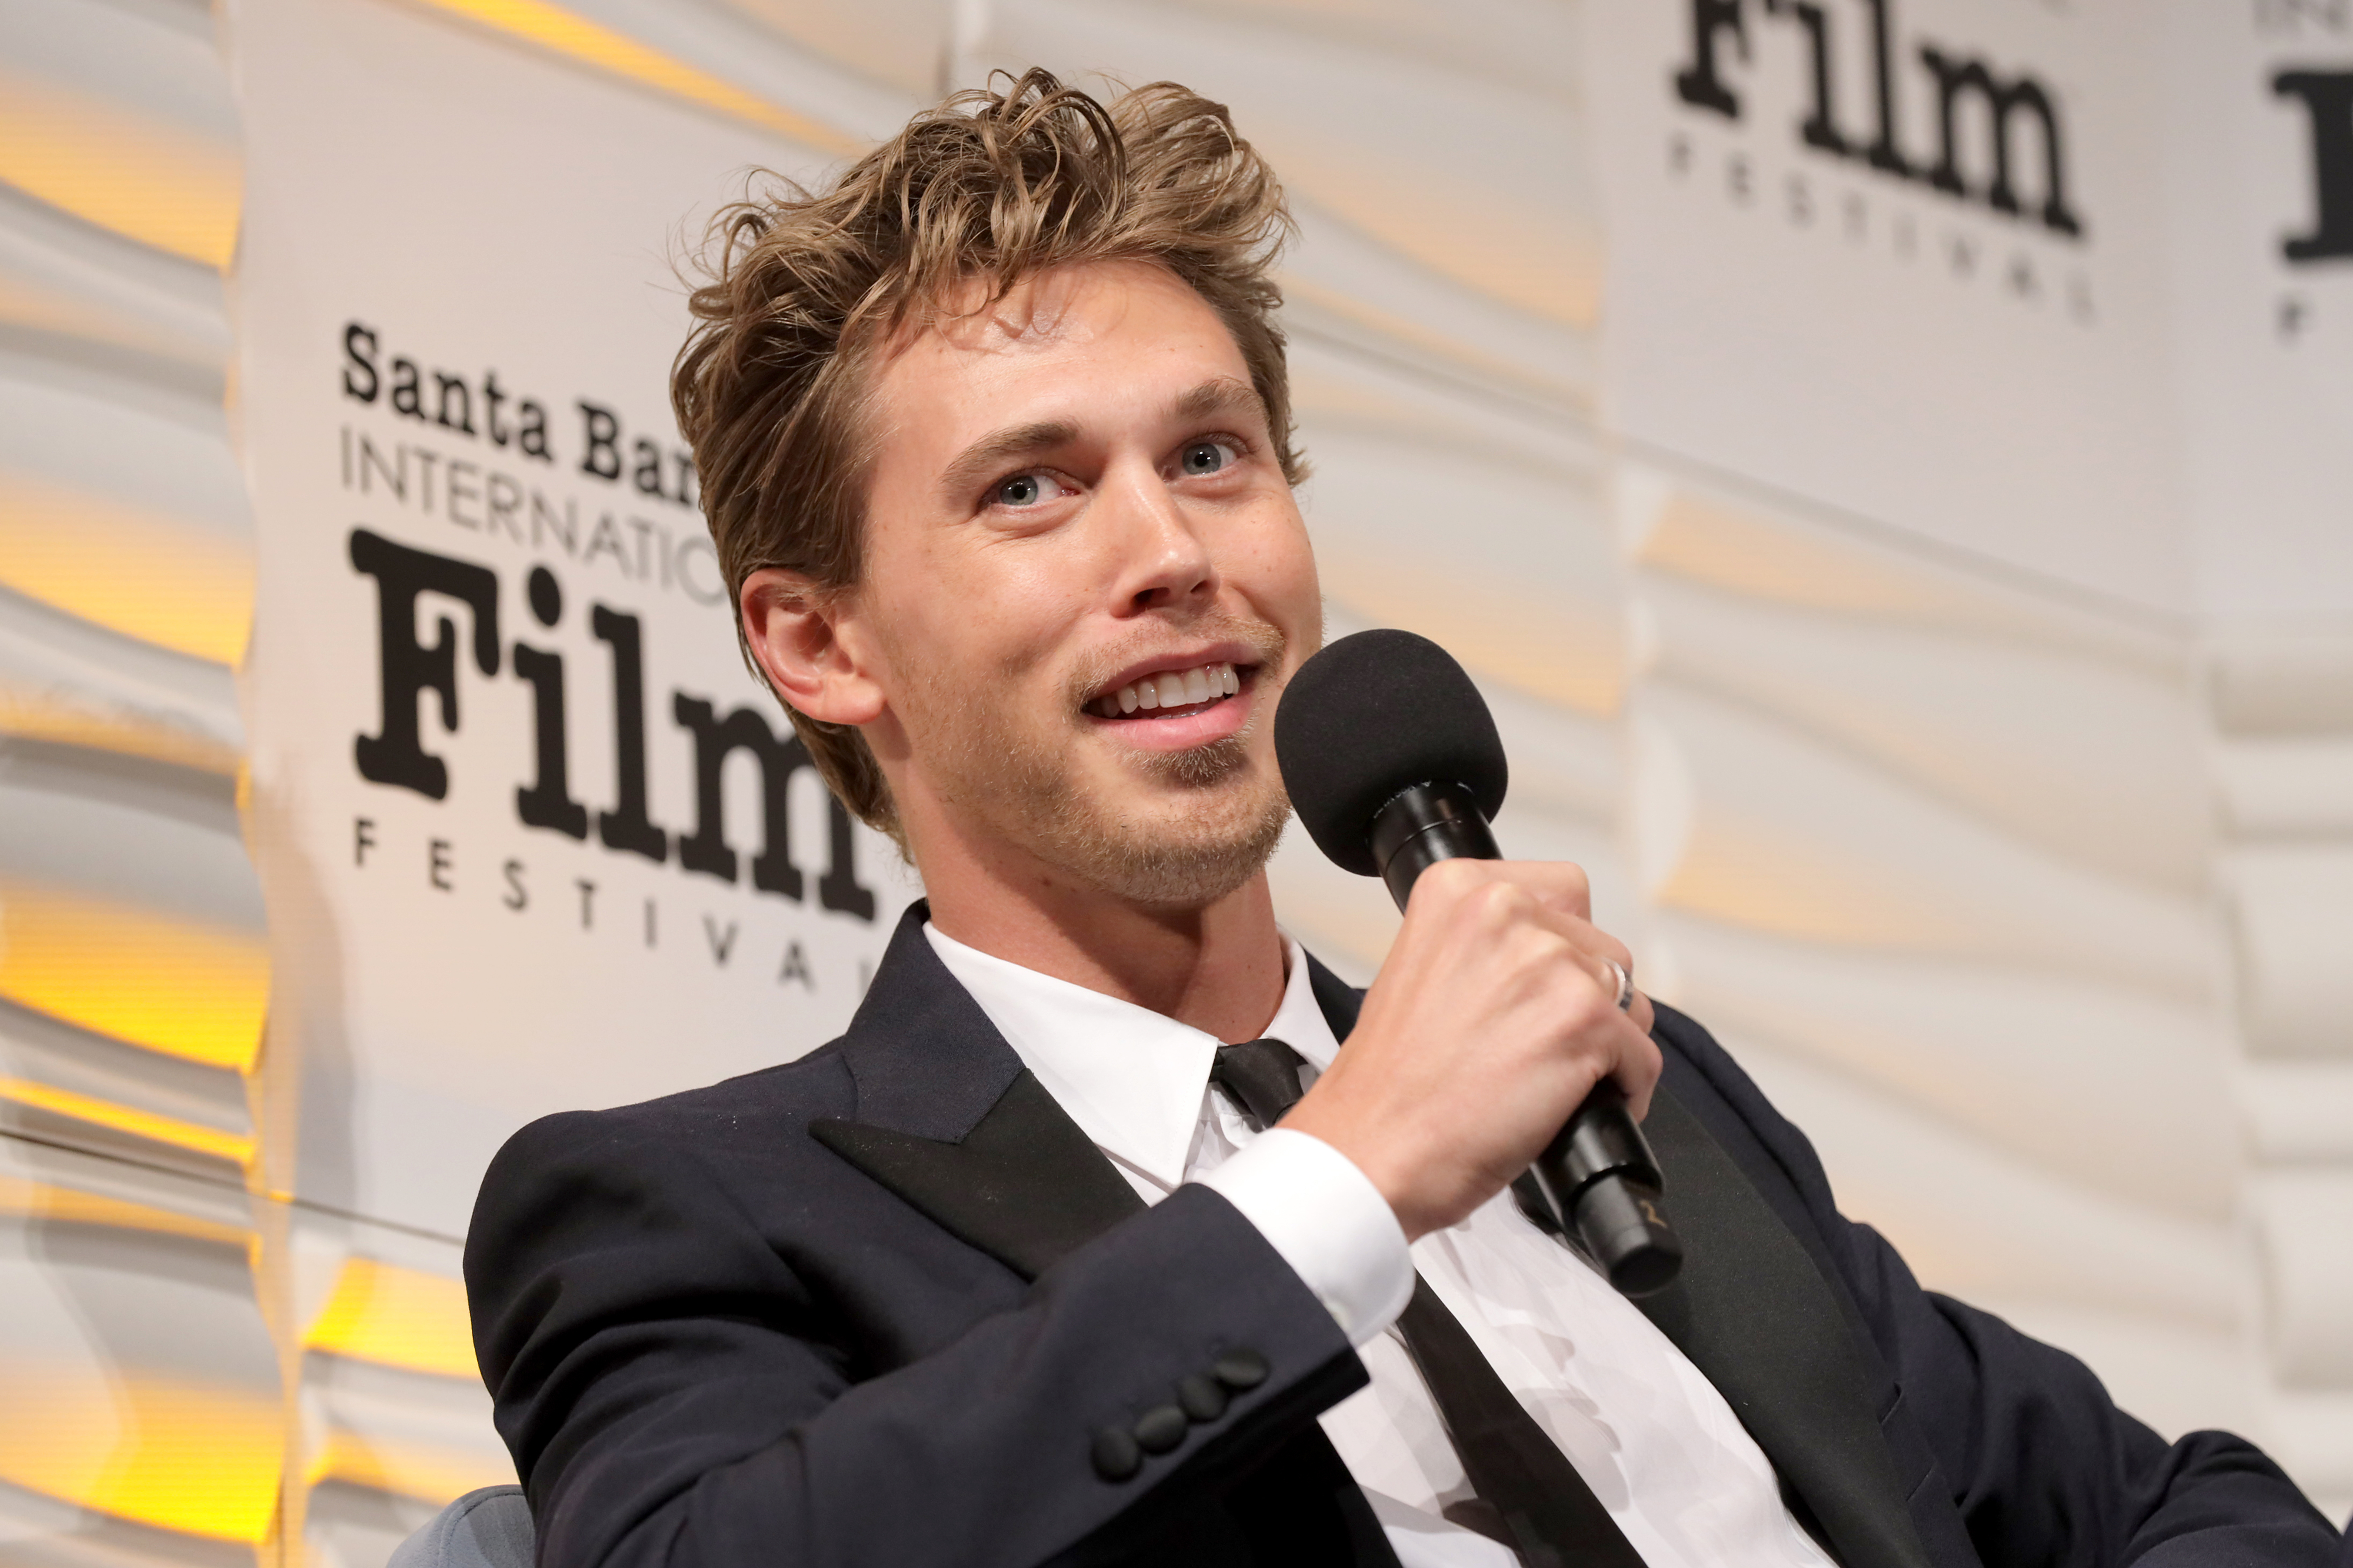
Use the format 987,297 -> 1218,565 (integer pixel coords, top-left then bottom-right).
1134,1403 -> 1188,1454
1091,1426 -> 1142,1482
1211,1349 -> 1269,1390
1176,1373 -> 1227,1422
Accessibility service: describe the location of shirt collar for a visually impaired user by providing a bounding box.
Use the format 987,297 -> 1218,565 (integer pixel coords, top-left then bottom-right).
922,923 -> 1342,1190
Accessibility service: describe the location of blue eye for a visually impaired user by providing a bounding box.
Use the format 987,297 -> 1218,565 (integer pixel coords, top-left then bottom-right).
991,471 -> 1072,511
1180,441 -> 1229,476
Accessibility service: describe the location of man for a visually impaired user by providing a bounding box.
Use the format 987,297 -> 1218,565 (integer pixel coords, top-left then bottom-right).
465,72 -> 2339,1568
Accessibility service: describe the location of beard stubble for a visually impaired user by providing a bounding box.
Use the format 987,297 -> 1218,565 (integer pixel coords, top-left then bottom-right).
904,611 -> 1302,909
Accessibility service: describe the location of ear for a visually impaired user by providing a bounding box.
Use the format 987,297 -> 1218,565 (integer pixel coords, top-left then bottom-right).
740,569 -> 885,727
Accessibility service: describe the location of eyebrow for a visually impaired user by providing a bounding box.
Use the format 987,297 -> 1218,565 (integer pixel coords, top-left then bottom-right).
935,378 -> 1269,505
1171,375 -> 1267,426
937,419 -> 1079,505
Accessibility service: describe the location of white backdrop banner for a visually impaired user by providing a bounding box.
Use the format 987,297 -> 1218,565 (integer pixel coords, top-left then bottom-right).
1590,0 -> 2353,622
235,0 -> 913,1240
2165,1 -> 2353,622
1589,0 -> 2188,612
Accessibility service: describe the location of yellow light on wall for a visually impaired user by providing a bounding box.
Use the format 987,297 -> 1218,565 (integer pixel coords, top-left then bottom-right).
0,1175 -> 252,1247
0,685 -> 241,777
0,1080 -> 253,1166
0,880 -> 269,1073
404,0 -> 861,155
305,1257 -> 481,1381
0,1363 -> 284,1543
0,69 -> 240,270
305,1428 -> 514,1509
1318,554 -> 1625,718
0,470 -> 255,669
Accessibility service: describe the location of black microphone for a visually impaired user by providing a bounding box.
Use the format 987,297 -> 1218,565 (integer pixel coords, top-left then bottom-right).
1274,628 -> 1683,1298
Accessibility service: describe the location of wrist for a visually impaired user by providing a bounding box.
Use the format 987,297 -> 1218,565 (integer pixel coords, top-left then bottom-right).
1194,1129 -> 1414,1345
1282,1097 -> 1439,1243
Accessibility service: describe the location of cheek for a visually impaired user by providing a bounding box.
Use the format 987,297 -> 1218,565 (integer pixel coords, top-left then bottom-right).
1231,507 -> 1321,625
885,538 -> 1091,686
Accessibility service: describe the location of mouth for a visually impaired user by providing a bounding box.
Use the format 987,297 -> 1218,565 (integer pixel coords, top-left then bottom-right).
1086,660 -> 1249,723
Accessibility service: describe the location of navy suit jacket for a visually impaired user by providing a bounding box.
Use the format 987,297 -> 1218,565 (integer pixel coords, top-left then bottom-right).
466,904 -> 2339,1567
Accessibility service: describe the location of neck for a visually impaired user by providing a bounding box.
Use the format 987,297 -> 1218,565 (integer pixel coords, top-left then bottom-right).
911,817 -> 1289,1046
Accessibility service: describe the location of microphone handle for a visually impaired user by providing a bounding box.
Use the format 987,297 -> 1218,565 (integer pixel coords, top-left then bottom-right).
1369,783 -> 1684,1298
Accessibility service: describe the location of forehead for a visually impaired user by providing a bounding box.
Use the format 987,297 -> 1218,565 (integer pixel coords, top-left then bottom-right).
869,261 -> 1254,461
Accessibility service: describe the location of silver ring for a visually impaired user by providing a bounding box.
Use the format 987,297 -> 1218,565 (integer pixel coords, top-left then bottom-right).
1603,958 -> 1634,1012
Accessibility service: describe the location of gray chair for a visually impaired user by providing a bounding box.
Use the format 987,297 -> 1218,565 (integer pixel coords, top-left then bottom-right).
388,1485 -> 534,1568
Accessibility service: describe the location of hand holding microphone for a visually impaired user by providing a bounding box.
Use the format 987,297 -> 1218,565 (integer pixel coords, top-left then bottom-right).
1274,629 -> 1684,1296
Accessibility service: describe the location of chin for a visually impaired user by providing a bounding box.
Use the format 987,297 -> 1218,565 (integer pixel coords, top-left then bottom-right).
1063,819 -> 1286,910
1041,756 -> 1291,909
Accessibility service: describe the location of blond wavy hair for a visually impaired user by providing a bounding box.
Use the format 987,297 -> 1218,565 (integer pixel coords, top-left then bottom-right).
671,69 -> 1302,839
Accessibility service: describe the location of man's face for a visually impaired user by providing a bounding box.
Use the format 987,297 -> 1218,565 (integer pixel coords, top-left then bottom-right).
848,260 -> 1321,908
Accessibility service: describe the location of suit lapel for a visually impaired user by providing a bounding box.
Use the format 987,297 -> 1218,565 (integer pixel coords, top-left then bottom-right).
1635,1095 -> 1934,1568
815,916 -> 1398,1567
1315,958 -> 1931,1568
1305,953 -> 1364,1040
811,903 -> 1144,1280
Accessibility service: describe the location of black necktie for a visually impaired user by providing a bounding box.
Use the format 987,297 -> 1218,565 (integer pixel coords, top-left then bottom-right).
1210,1039 -> 1646,1568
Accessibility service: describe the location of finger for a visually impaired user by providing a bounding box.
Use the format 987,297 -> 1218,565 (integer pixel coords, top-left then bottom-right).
1612,1023 -> 1664,1122
1626,987 -> 1656,1037
1514,905 -> 1644,1019
1594,976 -> 1658,1110
1442,859 -> 1590,924
1534,929 -> 1658,1112
1512,900 -> 1630,972
1511,862 -> 1593,924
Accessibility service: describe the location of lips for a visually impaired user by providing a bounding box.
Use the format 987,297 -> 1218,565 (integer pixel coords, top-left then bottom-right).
1090,660 -> 1243,720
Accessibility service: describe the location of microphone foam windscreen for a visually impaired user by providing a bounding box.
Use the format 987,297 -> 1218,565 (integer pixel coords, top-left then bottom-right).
1274,629 -> 1507,876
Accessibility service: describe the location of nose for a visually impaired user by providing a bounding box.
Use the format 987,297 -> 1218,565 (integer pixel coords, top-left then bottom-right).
1105,464 -> 1215,616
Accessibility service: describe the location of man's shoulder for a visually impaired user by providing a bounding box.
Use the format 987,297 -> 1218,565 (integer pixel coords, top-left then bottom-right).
1647,999 -> 1842,1217
1648,999 -> 1754,1097
481,1035 -> 862,1192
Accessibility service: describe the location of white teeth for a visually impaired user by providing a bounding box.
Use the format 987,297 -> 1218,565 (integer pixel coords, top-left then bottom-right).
1095,662 -> 1245,718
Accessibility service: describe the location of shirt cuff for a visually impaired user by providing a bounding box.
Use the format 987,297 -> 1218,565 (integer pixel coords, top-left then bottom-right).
1193,1127 -> 1414,1347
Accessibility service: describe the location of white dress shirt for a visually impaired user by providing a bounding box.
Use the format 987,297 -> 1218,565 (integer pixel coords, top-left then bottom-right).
925,923 -> 1837,1568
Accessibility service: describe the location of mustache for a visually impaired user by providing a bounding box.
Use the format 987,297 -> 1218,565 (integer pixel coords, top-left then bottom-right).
1062,612 -> 1293,712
